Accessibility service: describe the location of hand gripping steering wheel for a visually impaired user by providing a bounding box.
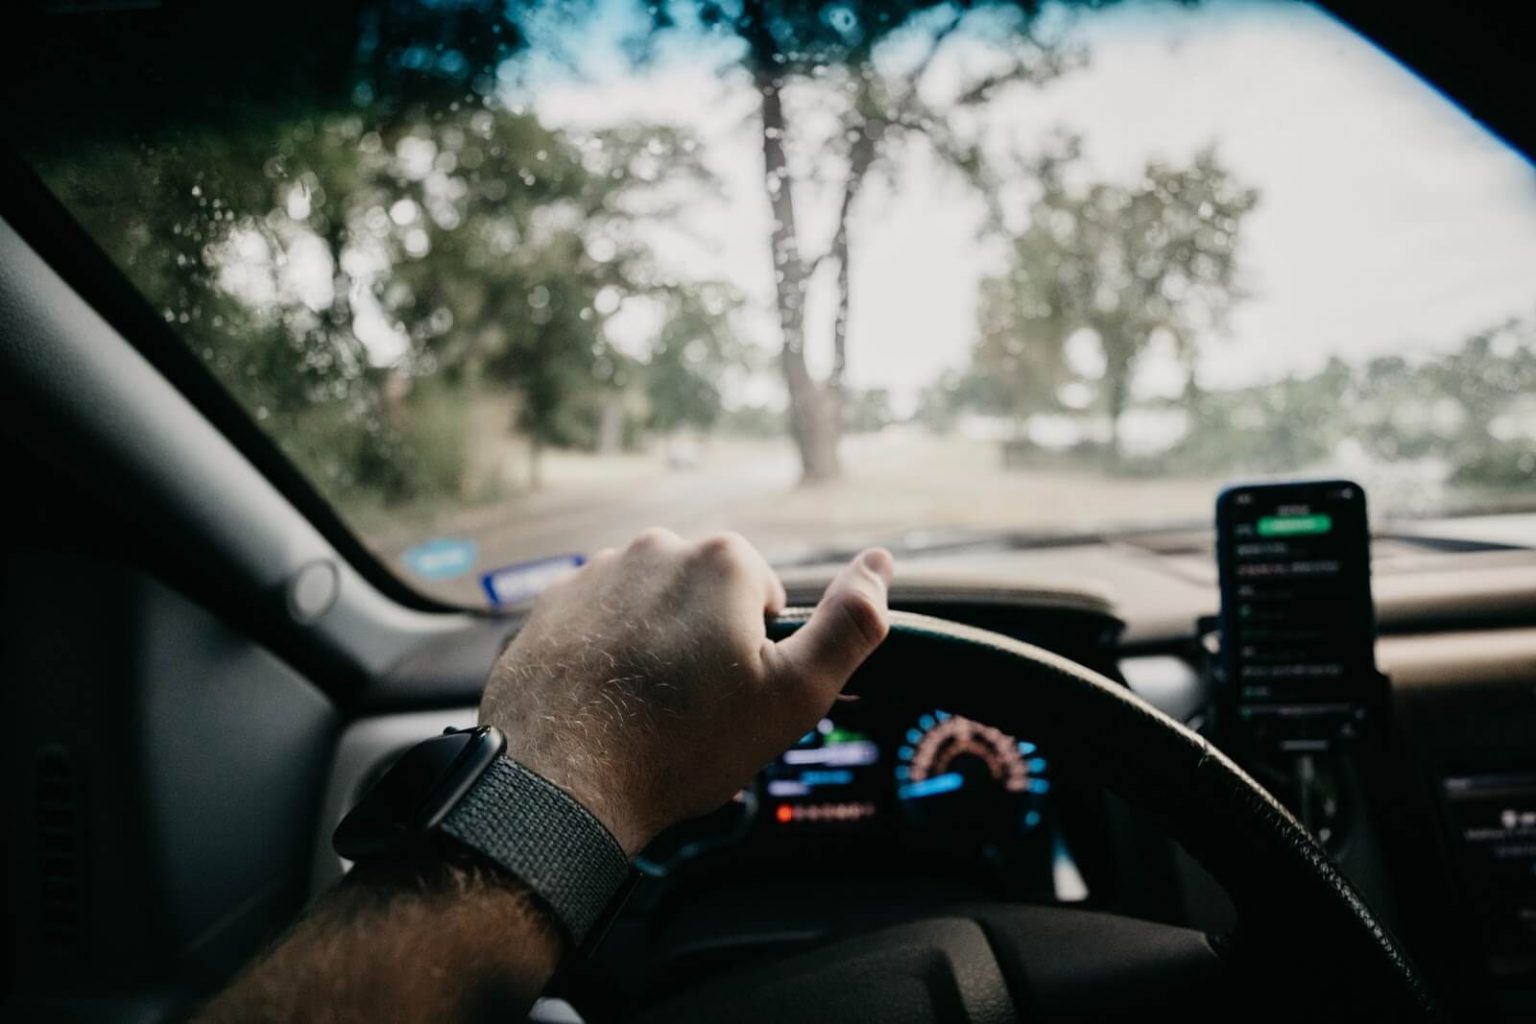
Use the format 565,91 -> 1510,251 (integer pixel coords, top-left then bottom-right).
630,610 -> 1440,1023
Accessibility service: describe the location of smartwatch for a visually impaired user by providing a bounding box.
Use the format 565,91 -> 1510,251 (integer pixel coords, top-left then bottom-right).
333,725 -> 634,948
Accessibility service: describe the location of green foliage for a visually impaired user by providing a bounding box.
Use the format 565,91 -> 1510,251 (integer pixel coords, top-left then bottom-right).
643,285 -> 744,434
1154,322 -> 1536,482
22,0 -> 1532,526
971,136 -> 1259,454
1449,445 -> 1536,488
1451,444 -> 1536,488
629,0 -> 1093,482
1164,358 -> 1353,473
717,402 -> 788,437
915,368 -> 1019,433
394,380 -> 473,499
37,98 -> 736,510
843,388 -> 894,433
22,0 -> 1125,505
274,398 -> 412,504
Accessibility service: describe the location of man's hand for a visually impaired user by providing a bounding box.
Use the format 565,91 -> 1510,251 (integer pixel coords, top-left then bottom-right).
198,530 -> 892,1023
481,529 -> 895,854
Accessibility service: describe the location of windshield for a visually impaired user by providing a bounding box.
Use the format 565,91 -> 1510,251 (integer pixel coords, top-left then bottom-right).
9,0 -> 1535,606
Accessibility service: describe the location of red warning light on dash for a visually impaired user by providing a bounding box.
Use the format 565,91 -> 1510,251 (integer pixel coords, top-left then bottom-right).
773,802 -> 877,824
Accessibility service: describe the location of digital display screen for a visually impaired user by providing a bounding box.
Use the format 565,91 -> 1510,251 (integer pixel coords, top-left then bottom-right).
1442,773 -> 1536,975
1217,481 -> 1375,716
760,715 -> 883,826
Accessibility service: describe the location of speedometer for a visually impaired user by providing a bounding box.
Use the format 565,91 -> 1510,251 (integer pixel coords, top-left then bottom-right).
895,710 -> 1049,839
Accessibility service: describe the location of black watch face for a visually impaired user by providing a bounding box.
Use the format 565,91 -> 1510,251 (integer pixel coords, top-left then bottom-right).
334,727 -> 503,861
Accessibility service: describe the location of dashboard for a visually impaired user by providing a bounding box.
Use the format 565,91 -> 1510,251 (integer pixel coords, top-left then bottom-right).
316,682 -> 1109,908
316,589 -> 1133,915
310,528 -> 1536,1018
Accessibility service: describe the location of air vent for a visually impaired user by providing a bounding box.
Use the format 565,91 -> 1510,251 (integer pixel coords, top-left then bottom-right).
34,744 -> 83,960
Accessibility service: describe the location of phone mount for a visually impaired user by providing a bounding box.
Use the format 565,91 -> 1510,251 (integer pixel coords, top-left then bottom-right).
1196,616 -> 1391,849
1196,615 -> 1389,755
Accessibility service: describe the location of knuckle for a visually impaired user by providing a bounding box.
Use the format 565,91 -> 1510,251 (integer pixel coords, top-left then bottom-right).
630,527 -> 677,551
696,531 -> 750,565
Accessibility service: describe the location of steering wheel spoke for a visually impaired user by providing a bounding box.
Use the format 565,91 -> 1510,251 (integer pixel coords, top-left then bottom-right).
630,917 -> 1017,1024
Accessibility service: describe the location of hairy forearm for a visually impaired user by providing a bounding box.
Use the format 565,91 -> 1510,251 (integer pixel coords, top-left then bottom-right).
196,861 -> 565,1024
196,535 -> 891,1023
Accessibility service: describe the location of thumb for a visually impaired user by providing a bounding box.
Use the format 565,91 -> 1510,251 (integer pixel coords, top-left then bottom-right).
771,548 -> 894,694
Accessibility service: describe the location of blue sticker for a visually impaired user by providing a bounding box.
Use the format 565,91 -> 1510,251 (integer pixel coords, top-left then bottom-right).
401,537 -> 479,580
480,553 -> 585,607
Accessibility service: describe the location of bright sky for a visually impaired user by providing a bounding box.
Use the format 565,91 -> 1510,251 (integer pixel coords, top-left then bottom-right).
511,0 -> 1536,415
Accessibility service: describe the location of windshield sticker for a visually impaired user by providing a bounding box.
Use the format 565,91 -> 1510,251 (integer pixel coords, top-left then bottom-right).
481,555 -> 585,607
401,538 -> 479,581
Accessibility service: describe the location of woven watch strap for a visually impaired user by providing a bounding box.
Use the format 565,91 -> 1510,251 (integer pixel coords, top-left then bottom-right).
440,757 -> 630,944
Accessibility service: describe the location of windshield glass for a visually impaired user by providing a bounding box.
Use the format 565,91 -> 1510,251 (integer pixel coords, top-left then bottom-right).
10,0 -> 1535,606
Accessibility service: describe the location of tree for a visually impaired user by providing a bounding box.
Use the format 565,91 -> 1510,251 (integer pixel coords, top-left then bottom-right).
1171,357 -> 1351,473
974,138 -> 1258,460
1158,315 -> 1536,483
1418,317 -> 1536,489
842,387 -> 894,433
644,284 -> 745,434
1351,353 -> 1446,461
1429,318 -> 1536,453
915,367 -> 1012,433
42,102 -> 729,501
626,0 -> 1085,481
23,0 -> 754,507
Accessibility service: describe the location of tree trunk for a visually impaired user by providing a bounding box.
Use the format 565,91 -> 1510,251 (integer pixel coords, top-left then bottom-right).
1100,329 -> 1136,465
1106,377 -> 1125,463
1181,357 -> 1203,427
528,435 -> 544,491
827,108 -> 878,449
744,0 -> 840,483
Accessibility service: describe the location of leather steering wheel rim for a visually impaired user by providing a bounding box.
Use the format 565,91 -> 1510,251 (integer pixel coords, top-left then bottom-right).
741,608 -> 1442,1019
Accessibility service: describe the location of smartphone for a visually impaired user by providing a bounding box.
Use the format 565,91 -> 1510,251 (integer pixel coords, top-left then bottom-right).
1215,480 -> 1379,749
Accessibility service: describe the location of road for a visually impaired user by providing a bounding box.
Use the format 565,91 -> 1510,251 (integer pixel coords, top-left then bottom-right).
363,432 -> 1230,607
373,438 -> 802,605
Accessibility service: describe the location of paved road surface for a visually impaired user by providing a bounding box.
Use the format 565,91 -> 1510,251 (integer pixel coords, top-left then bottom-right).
362,432 -> 1232,607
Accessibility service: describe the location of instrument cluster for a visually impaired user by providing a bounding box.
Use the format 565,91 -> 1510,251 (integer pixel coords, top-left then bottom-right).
640,699 -> 1089,901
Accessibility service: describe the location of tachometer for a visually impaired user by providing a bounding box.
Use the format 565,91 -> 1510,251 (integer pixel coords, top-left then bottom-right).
895,710 -> 1049,838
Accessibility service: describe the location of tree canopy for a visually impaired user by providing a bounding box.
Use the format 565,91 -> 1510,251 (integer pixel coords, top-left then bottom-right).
43,102 -> 735,505
971,136 -> 1258,457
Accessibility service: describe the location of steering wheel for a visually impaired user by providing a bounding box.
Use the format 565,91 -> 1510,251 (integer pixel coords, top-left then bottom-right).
627,610 -> 1440,1023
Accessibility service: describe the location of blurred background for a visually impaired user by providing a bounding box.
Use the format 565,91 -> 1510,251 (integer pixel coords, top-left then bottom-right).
11,0 -> 1535,604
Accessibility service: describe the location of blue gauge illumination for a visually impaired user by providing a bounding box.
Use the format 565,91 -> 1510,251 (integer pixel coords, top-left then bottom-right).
896,709 -> 1054,847
898,771 -> 964,800
897,710 -> 1049,809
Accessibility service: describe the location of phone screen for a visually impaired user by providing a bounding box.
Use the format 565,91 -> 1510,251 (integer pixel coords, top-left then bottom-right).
1216,480 -> 1377,733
